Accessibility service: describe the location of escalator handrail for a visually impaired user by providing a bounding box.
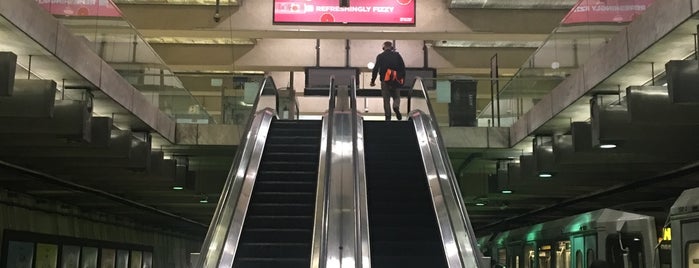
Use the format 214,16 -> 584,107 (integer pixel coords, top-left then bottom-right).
410,78 -> 484,268
195,76 -> 280,268
351,76 -> 372,268
311,75 -> 336,268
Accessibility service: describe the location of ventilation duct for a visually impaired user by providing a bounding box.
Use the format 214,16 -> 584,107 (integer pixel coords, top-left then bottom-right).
590,95 -> 629,147
0,99 -> 91,142
0,80 -> 57,118
533,136 -> 556,175
666,60 -> 699,103
0,52 -> 16,96
626,86 -> 699,125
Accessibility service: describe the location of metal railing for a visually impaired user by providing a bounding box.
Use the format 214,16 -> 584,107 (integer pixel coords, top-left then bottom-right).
195,76 -> 280,268
409,77 -> 485,268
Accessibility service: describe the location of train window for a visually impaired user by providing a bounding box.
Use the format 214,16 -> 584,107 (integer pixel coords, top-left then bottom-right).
576,250 -> 583,268
498,248 -> 507,266
687,242 -> 699,267
606,233 -> 645,268
538,246 -> 552,268
586,249 -> 595,267
556,241 -> 571,268
525,244 -> 534,268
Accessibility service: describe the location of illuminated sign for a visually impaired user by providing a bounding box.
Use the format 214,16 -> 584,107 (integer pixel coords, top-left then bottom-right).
562,0 -> 655,25
36,0 -> 122,17
273,0 -> 415,25
662,227 -> 671,241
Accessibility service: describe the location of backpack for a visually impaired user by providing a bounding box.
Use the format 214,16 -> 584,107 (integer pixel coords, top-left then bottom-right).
383,68 -> 404,87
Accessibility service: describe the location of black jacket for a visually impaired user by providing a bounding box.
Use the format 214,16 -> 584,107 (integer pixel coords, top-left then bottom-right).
371,50 -> 406,84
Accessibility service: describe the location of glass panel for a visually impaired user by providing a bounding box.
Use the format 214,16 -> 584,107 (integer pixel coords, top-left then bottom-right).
35,243 -> 59,268
35,0 -> 212,124
129,251 -> 142,268
61,245 -> 81,268
81,247 -> 98,268
100,249 -> 116,268
479,0 -> 658,127
116,250 -> 129,268
5,241 -> 34,268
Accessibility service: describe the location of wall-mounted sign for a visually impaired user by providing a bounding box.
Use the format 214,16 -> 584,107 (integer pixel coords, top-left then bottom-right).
562,0 -> 655,24
36,0 -> 123,17
273,0 -> 415,25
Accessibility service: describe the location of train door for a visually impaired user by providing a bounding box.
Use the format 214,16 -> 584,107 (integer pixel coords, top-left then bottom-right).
497,247 -> 507,267
572,236 -> 585,268
538,244 -> 553,268
681,221 -> 699,268
584,234 -> 597,266
555,241 -> 571,268
509,243 -> 523,268
524,243 -> 534,268
605,232 -> 645,268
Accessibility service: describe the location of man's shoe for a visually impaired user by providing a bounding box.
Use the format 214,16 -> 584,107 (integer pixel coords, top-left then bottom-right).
394,107 -> 402,120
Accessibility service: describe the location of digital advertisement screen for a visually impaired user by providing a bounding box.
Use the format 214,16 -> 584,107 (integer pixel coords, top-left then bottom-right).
274,0 -> 415,25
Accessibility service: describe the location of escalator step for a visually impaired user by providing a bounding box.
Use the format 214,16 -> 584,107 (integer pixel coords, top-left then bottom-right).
240,228 -> 312,243
262,152 -> 319,162
264,144 -> 319,153
258,161 -> 318,172
244,216 -> 313,229
267,136 -> 320,144
233,120 -> 320,267
251,192 -> 315,203
364,120 -> 448,268
371,241 -> 446,256
236,242 -> 311,259
371,255 -> 448,268
256,170 -> 317,181
233,258 -> 309,268
254,181 -> 316,193
247,203 -> 315,216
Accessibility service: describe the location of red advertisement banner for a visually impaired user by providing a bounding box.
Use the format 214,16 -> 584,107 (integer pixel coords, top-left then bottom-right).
562,0 -> 655,24
36,0 -> 122,17
274,0 -> 415,25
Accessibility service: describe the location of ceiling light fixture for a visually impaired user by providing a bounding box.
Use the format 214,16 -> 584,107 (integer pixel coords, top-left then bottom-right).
539,173 -> 553,178
475,202 -> 485,206
172,186 -> 184,190
199,195 -> 209,203
501,190 -> 513,194
599,144 -> 617,149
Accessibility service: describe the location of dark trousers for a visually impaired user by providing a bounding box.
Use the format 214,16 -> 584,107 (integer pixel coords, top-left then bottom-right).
381,81 -> 400,120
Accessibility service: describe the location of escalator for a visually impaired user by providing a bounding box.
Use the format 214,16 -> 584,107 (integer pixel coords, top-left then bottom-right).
363,120 -> 449,268
232,119 -> 322,268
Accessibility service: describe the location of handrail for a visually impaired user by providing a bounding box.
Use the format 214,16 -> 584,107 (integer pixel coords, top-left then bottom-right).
409,77 -> 485,268
195,76 -> 280,268
351,76 -> 371,268
311,75 -> 335,268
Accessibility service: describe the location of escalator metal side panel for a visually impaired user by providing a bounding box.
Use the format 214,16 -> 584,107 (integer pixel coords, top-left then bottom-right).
326,112 -> 359,268
354,114 -> 371,268
311,114 -> 331,268
411,111 -> 482,268
196,108 -> 275,268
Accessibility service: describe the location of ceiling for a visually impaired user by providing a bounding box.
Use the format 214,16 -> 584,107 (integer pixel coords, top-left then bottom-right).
3,0 -> 698,243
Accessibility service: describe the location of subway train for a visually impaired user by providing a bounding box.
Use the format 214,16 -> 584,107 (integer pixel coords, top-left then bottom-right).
478,208 -> 660,268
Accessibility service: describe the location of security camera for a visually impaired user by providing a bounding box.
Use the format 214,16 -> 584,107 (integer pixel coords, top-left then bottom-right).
213,13 -> 221,23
